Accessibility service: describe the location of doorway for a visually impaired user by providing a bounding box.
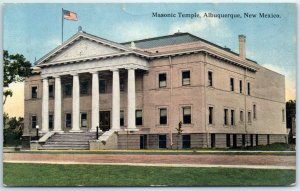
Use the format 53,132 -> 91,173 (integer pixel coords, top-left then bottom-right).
99,111 -> 110,131
182,135 -> 191,149
81,113 -> 88,129
158,135 -> 167,149
140,135 -> 148,149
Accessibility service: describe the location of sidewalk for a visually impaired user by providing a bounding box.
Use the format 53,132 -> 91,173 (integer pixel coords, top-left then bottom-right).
3,152 -> 296,170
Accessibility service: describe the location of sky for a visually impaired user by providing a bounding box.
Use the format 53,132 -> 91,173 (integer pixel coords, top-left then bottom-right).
3,3 -> 297,117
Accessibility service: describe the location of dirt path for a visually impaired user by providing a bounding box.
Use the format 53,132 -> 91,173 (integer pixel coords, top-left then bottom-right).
4,153 -> 295,169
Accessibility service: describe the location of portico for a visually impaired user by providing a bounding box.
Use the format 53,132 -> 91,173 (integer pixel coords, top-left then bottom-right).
38,32 -> 149,134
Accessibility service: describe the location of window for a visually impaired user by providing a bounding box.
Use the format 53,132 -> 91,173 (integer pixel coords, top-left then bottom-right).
49,84 -> 54,98
159,108 -> 167,125
239,80 -> 242,93
158,135 -> 167,149
231,110 -> 235,126
31,86 -> 38,99
183,107 -> 191,124
253,105 -> 256,119
240,110 -> 244,122
208,107 -> 213,124
31,115 -> 37,128
224,109 -> 228,125
159,73 -> 167,88
282,109 -> 285,122
120,110 -> 124,126
248,111 -> 252,123
230,78 -> 234,91
247,82 -> 251,95
120,78 -> 125,91
211,134 -> 216,148
99,80 -> 106,93
66,113 -> 72,128
182,71 -> 190,86
81,113 -> 87,127
80,81 -> 89,95
136,110 -> 143,126
208,71 -> 213,86
49,114 -> 53,129
182,135 -> 191,149
64,83 -> 72,97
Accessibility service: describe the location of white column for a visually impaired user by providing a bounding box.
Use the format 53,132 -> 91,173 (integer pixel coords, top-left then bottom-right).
90,71 -> 99,132
41,77 -> 49,133
70,73 -> 82,132
127,68 -> 137,130
111,69 -> 120,131
53,76 -> 63,133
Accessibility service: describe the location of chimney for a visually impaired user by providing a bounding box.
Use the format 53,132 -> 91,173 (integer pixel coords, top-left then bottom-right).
239,35 -> 246,59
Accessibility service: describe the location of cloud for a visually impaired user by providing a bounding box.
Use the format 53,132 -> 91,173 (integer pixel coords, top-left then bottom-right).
262,64 -> 296,101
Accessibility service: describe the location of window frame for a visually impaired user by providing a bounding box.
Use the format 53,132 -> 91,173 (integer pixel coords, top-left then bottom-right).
120,110 -> 125,126
136,110 -> 143,126
49,84 -> 54,98
224,108 -> 228,126
80,80 -> 89,96
230,78 -> 234,91
182,70 -> 191,86
182,106 -> 192,124
230,109 -> 235,126
65,113 -> 72,128
99,79 -> 107,94
159,108 -> 168,125
239,80 -> 243,94
208,71 -> 213,87
158,73 -> 167,88
31,86 -> 38,99
240,110 -> 244,122
247,82 -> 251,95
208,106 -> 214,125
64,83 -> 72,97
248,111 -> 252,124
31,115 -> 37,129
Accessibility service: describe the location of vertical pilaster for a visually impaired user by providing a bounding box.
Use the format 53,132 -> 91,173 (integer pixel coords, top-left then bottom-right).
127,68 -> 137,130
53,76 -> 63,133
41,77 -> 49,133
111,69 -> 120,131
70,73 -> 82,132
90,71 -> 99,132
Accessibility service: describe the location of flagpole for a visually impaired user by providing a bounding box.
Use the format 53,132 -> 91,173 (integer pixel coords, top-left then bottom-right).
62,8 -> 64,44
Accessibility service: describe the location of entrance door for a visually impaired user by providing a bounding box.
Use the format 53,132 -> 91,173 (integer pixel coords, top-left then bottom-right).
81,113 -> 88,130
233,134 -> 237,148
100,111 -> 110,131
140,135 -> 148,149
182,135 -> 191,149
158,135 -> 167,149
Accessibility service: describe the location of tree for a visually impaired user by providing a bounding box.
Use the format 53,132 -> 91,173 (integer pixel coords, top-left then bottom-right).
286,100 -> 296,128
175,121 -> 183,150
3,50 -> 32,104
3,112 -> 24,146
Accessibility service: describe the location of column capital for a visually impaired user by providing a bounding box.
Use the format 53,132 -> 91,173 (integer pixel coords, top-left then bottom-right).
70,72 -> 79,76
53,75 -> 61,78
41,76 -> 49,80
110,68 -> 119,72
90,71 -> 99,74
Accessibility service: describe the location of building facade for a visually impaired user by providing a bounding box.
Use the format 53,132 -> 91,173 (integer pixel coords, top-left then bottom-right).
23,31 -> 287,149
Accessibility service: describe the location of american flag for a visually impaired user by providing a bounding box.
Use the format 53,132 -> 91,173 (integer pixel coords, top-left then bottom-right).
63,9 -> 78,21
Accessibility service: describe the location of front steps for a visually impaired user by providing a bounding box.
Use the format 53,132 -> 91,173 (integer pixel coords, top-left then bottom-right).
40,132 -> 101,150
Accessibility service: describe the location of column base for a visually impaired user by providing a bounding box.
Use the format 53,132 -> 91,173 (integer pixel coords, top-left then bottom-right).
110,128 -> 121,132
89,129 -> 102,133
124,128 -> 139,132
51,130 -> 64,134
40,130 -> 49,134
69,130 -> 83,133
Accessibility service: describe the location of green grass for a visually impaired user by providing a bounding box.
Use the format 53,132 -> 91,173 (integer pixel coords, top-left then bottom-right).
3,163 -> 295,186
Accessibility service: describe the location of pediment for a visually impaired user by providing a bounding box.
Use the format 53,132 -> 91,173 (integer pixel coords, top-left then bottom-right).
47,37 -> 124,63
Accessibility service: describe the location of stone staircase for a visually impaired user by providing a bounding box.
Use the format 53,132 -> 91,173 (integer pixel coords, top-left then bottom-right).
40,132 -> 101,150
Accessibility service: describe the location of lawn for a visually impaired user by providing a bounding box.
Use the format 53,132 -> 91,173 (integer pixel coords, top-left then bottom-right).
3,163 -> 295,186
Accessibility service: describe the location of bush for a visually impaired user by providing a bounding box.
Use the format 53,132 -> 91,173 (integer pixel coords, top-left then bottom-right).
3,113 -> 23,146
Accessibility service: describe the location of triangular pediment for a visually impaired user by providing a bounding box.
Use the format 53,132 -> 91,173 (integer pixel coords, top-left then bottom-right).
37,32 -> 132,65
